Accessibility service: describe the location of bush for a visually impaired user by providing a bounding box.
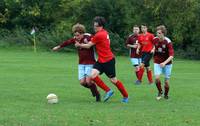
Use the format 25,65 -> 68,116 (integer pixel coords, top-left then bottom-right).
0,27 -> 75,52
0,28 -> 31,46
109,32 -> 127,55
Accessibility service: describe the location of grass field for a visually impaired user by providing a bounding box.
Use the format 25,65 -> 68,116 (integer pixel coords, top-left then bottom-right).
0,48 -> 200,126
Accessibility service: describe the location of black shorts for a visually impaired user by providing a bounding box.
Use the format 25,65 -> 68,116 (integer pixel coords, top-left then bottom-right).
141,52 -> 153,67
93,58 -> 116,78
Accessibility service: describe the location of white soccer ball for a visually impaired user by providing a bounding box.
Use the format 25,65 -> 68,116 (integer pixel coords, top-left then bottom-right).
46,93 -> 58,104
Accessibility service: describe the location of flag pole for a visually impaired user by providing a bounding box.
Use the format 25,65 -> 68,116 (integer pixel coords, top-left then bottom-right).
31,27 -> 37,53
33,33 -> 36,53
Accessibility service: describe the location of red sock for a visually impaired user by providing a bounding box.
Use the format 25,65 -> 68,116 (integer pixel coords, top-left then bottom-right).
138,67 -> 144,81
156,80 -> 162,93
147,70 -> 153,83
92,76 -> 110,92
115,80 -> 128,98
164,82 -> 169,96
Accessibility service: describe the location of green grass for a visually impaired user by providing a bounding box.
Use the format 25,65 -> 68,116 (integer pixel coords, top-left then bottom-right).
0,48 -> 200,126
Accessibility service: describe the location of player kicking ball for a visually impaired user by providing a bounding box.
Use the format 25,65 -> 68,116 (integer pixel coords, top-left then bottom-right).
152,25 -> 174,100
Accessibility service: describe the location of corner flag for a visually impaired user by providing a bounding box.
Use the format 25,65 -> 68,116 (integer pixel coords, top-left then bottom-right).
30,28 -> 37,53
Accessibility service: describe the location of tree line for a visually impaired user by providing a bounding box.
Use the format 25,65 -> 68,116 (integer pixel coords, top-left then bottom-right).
0,0 -> 199,59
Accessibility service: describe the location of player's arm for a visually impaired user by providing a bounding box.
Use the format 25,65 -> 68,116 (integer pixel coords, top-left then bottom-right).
52,39 -> 74,51
127,44 -> 138,48
160,43 -> 174,67
136,43 -> 141,54
125,37 -> 137,49
151,46 -> 155,54
75,41 -> 95,49
160,56 -> 174,67
52,45 -> 61,51
151,37 -> 156,54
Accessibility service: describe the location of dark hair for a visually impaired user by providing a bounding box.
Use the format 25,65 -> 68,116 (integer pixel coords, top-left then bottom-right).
141,23 -> 147,27
133,25 -> 139,28
93,16 -> 106,27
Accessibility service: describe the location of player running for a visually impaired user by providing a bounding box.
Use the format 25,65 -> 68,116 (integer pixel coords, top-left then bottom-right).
136,24 -> 154,84
152,25 -> 174,100
75,16 -> 129,103
52,23 -> 100,102
125,25 -> 142,84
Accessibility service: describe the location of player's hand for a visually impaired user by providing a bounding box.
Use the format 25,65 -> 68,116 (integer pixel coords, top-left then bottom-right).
150,49 -> 155,54
74,42 -> 79,47
75,42 -> 81,48
52,46 -> 60,51
160,62 -> 166,67
133,44 -> 138,48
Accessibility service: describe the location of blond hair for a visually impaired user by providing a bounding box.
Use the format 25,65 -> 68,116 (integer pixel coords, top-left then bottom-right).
72,23 -> 86,34
156,25 -> 167,35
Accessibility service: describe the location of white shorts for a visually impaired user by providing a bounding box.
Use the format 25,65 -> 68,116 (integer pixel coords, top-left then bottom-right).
154,63 -> 173,79
130,58 -> 142,66
78,64 -> 93,80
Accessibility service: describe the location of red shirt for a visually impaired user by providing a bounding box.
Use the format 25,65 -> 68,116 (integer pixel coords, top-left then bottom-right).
60,34 -> 96,64
153,37 -> 174,64
138,32 -> 154,52
125,34 -> 142,58
91,29 -> 114,63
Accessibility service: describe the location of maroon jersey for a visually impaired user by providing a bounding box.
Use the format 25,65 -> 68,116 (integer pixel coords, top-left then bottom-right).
153,37 -> 174,64
125,34 -> 142,58
60,34 -> 96,64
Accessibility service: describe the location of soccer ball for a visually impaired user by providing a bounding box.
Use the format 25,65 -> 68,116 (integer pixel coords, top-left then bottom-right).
46,93 -> 58,104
